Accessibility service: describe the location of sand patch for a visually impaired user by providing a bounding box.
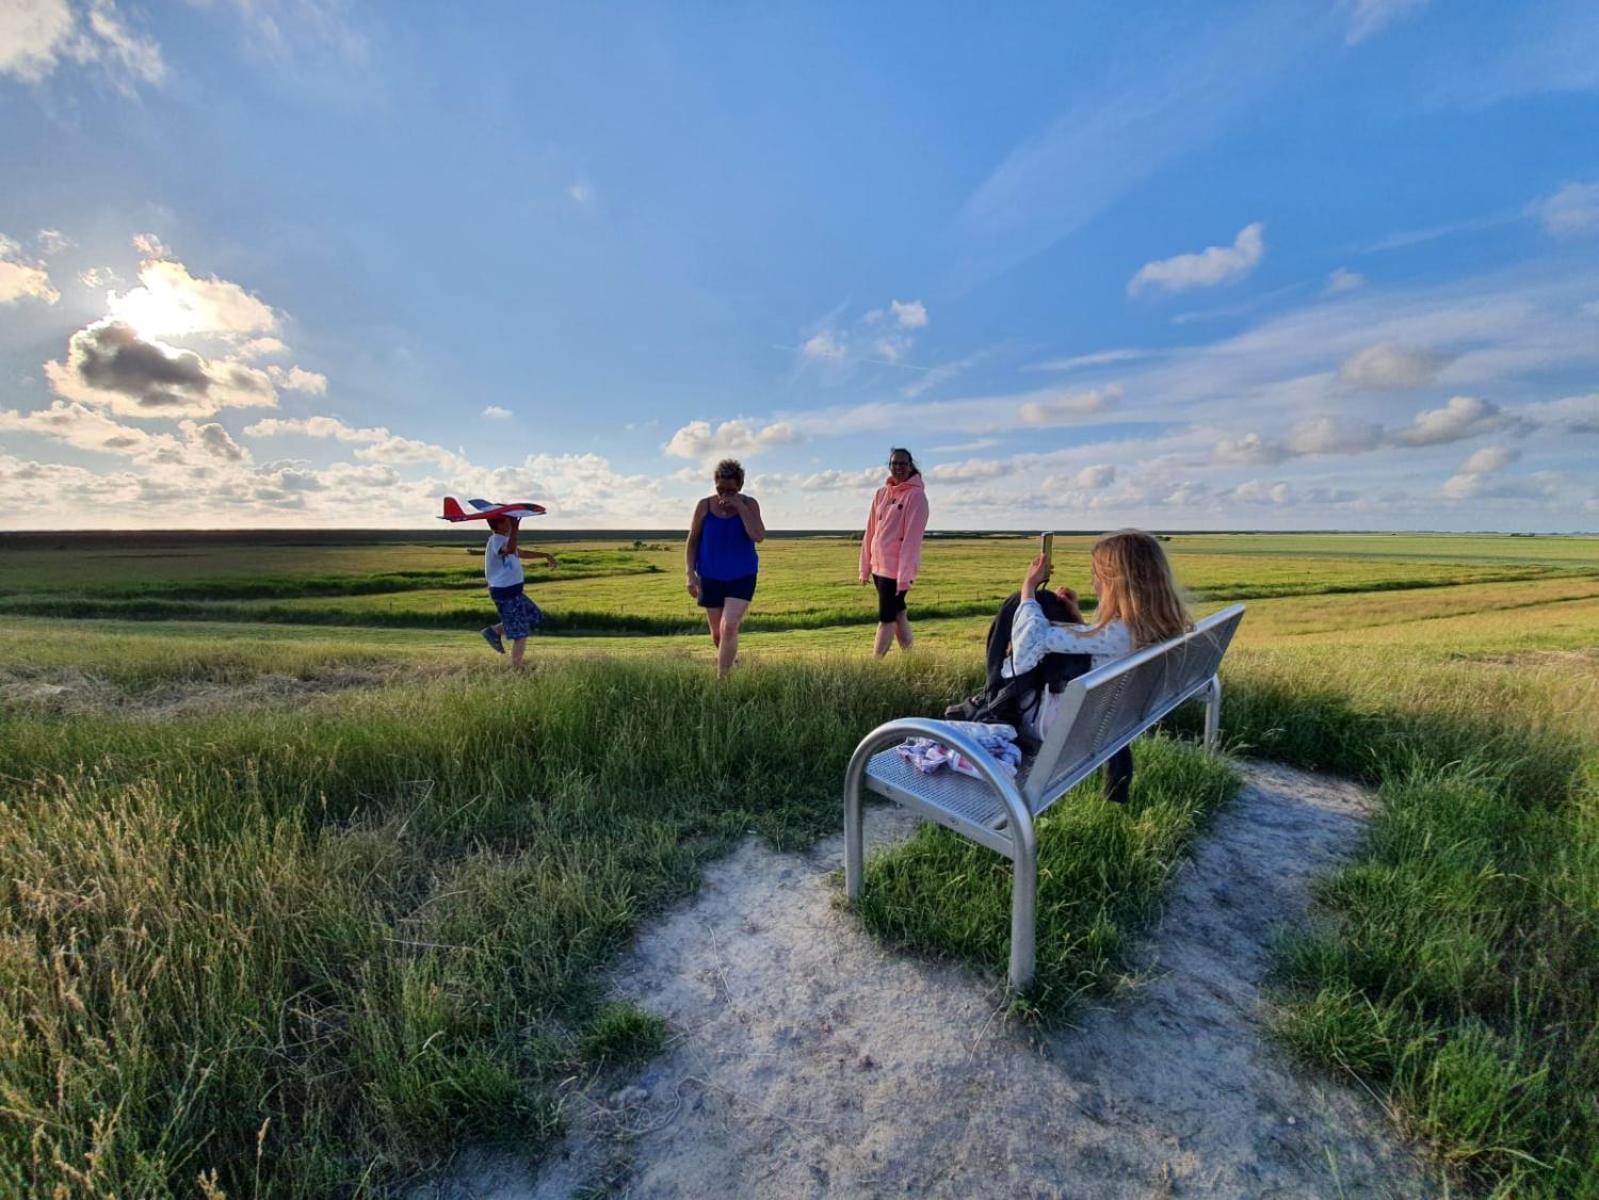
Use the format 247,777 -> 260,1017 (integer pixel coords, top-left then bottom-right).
427,763 -> 1434,1199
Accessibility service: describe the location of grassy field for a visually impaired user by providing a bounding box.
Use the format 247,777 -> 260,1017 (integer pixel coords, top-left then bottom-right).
1,530 -> 1596,1198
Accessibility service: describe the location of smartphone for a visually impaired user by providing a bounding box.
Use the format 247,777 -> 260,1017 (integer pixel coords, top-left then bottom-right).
1039,532 -> 1054,577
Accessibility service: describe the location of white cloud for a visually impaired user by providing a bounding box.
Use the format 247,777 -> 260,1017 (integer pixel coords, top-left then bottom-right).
131,232 -> 170,259
238,336 -> 287,360
1213,432 -> 1288,466
1518,392 -> 1599,435
1324,268 -> 1365,295
1338,342 -> 1446,390
1389,395 -> 1506,446
568,179 -> 594,206
1532,181 -> 1599,236
1128,222 -> 1265,296
0,0 -> 165,89
800,330 -> 846,361
1441,444 -> 1519,499
481,405 -> 513,420
1285,415 -> 1384,456
244,415 -> 378,443
35,228 -> 70,256
928,457 -> 1015,482
1346,0 -> 1429,45
108,252 -> 279,341
1018,383 -> 1121,427
662,417 -> 801,462
0,249 -> 59,304
265,365 -> 328,395
1027,348 -> 1152,373
1230,478 -> 1293,504
77,266 -> 117,289
1460,444 -> 1518,475
889,299 -> 928,329
1071,464 -> 1117,488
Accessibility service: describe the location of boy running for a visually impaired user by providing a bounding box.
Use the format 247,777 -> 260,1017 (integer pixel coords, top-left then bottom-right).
481,516 -> 556,668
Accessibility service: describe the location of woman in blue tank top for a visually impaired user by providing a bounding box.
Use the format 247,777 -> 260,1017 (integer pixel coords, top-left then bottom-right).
685,458 -> 766,677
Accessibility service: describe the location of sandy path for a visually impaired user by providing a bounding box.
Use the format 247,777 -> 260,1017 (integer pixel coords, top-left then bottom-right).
431,762 -> 1435,1199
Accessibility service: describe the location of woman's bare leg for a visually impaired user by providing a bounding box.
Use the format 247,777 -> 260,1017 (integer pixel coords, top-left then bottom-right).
873,622 -> 894,657
704,607 -> 723,648
718,597 -> 750,676
894,611 -> 913,651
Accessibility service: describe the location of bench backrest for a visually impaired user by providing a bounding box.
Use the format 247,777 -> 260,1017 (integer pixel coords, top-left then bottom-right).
1021,604 -> 1245,810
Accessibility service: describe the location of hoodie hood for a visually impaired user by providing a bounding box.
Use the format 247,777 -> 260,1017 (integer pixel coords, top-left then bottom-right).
884,471 -> 926,494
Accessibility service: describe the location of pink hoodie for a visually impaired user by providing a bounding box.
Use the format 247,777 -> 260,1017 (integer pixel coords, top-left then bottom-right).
860,473 -> 930,589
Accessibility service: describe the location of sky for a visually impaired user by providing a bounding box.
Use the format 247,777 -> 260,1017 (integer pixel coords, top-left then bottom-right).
1,0 -> 1596,532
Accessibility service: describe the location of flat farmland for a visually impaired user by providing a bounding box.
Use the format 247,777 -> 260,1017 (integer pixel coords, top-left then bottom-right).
1,529 -> 1595,1199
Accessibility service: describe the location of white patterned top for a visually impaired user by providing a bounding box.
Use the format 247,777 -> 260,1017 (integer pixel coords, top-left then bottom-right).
1000,599 -> 1134,679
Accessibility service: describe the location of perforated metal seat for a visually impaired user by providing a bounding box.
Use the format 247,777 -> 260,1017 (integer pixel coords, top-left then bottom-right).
845,604 -> 1245,991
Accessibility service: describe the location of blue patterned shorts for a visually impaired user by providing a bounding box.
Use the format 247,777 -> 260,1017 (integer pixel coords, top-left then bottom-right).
490,585 -> 543,640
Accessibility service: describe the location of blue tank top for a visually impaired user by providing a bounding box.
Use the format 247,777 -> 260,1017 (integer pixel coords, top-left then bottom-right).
696,509 -> 759,580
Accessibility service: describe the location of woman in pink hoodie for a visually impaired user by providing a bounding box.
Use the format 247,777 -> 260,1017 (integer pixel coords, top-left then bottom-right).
860,448 -> 930,656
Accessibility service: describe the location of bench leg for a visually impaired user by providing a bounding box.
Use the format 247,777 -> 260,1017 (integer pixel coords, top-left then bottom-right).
844,771 -> 866,903
1009,843 -> 1038,993
1203,673 -> 1222,751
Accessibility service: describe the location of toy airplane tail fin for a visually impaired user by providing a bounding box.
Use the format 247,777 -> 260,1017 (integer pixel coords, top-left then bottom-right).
440,496 -> 467,521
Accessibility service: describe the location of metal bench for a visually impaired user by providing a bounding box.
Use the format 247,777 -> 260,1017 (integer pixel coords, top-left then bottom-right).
843,604 -> 1245,992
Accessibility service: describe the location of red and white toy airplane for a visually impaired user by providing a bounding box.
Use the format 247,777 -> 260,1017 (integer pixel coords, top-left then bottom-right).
439,496 -> 547,522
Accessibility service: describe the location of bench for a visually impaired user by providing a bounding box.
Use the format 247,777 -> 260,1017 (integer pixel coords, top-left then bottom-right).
843,604 -> 1246,992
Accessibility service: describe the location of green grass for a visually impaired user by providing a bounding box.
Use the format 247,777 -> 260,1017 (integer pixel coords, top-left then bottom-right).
2,530 -> 1597,1197
855,734 -> 1240,1017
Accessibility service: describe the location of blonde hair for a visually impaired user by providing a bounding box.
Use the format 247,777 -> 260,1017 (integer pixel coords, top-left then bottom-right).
1090,529 -> 1191,648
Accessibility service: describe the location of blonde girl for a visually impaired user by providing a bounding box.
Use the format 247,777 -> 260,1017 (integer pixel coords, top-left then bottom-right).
1005,529 -> 1192,802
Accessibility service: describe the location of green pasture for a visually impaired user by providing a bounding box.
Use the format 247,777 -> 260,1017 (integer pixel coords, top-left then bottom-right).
0,530 -> 1596,1198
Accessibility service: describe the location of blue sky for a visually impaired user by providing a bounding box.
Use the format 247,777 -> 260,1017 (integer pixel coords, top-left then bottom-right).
1,0 -> 1596,530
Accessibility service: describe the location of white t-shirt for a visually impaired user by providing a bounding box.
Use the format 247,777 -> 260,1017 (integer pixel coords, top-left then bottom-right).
484,533 -> 524,589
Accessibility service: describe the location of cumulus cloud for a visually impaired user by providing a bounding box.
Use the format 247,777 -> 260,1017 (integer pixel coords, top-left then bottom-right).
1532,182 -> 1599,236
1338,342 -> 1447,390
238,336 -> 287,359
1324,267 -> 1365,295
265,364 -> 328,394
889,299 -> 928,329
662,417 -> 800,461
1230,478 -> 1293,504
0,399 -> 173,458
1346,0 -> 1429,45
1284,415 -> 1384,456
78,266 -> 117,289
1213,432 -> 1288,465
0,0 -> 165,89
108,253 -> 279,340
1018,383 -> 1121,426
801,330 -> 847,362
1389,395 -> 1507,446
1127,222 -> 1265,296
0,233 -> 60,304
928,457 -> 1015,482
1071,463 -> 1117,488
45,319 -> 279,418
1517,392 -> 1599,435
35,228 -> 71,256
482,405 -> 513,420
181,419 -> 247,462
1441,444 -> 1519,499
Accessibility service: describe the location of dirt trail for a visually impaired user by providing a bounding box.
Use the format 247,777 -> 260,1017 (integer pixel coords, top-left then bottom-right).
432,763 -> 1435,1199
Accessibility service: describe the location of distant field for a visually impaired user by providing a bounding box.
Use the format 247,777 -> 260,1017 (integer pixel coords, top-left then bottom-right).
1,530 -> 1595,1199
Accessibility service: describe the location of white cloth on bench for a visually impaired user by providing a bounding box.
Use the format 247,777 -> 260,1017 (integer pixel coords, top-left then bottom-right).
896,721 -> 1022,779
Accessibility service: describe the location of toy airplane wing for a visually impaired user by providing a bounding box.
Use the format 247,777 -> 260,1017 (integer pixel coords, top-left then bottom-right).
439,496 -> 547,522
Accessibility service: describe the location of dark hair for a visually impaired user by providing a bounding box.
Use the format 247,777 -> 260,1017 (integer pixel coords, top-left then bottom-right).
888,448 -> 920,477
714,458 -> 745,486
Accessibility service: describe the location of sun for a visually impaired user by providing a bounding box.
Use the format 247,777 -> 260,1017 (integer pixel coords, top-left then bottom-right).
106,282 -> 201,342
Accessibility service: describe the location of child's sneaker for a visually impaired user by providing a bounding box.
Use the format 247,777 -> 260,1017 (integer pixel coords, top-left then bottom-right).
480,627 -> 505,654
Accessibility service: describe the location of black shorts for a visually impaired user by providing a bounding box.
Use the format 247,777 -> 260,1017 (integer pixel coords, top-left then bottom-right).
698,573 -> 757,608
872,573 -> 908,623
